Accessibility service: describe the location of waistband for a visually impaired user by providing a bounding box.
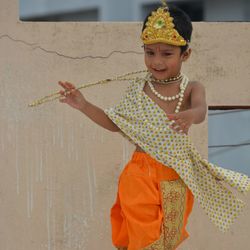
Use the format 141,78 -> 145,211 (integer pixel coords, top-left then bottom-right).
129,151 -> 178,178
131,151 -> 166,168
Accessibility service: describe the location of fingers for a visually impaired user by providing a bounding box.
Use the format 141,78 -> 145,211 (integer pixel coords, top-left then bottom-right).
170,124 -> 182,133
58,81 -> 75,88
59,89 -> 67,103
170,119 -> 184,128
59,97 -> 66,103
170,120 -> 188,134
167,114 -> 178,121
58,81 -> 76,98
59,90 -> 66,99
58,81 -> 76,91
167,114 -> 183,133
65,81 -> 76,89
58,81 -> 67,90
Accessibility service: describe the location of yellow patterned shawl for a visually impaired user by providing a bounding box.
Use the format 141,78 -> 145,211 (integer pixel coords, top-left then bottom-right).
104,77 -> 250,233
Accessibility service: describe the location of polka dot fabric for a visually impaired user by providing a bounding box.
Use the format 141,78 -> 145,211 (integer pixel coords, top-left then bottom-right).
104,78 -> 250,233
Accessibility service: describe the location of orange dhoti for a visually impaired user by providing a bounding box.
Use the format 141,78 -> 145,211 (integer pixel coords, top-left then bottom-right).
110,152 -> 194,250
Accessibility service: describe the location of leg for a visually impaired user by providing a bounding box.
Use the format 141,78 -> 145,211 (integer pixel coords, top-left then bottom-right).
110,152 -> 194,250
142,179 -> 194,250
117,172 -> 163,250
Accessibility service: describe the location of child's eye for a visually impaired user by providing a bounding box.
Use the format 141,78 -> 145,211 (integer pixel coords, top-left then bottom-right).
145,51 -> 154,56
163,53 -> 172,56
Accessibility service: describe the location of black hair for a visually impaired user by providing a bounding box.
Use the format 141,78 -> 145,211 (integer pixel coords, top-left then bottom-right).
142,5 -> 193,54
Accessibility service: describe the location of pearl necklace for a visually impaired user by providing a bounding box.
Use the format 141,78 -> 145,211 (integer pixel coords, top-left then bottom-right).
137,75 -> 189,131
147,76 -> 187,106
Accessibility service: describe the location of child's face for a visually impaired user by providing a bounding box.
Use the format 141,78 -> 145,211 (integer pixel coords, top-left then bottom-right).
144,43 -> 190,80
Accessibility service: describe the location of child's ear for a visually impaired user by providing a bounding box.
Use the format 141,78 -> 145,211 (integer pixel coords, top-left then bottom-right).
181,48 -> 192,62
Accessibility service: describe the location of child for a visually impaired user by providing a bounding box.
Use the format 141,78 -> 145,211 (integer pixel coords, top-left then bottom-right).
58,1 -> 250,249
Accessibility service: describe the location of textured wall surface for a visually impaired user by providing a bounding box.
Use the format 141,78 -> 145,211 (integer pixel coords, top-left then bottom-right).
0,0 -> 250,249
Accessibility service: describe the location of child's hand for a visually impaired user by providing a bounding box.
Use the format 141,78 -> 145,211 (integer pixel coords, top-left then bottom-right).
58,81 -> 87,110
166,110 -> 195,134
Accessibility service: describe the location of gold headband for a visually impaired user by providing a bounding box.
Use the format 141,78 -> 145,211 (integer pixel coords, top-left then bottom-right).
141,0 -> 187,46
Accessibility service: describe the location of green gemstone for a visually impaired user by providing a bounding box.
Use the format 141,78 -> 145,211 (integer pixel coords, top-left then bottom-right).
154,18 -> 165,29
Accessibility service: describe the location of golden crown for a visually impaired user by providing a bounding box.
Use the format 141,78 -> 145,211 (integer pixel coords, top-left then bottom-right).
141,0 -> 187,46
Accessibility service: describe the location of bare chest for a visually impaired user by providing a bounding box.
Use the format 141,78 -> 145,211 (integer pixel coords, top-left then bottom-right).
142,81 -> 193,114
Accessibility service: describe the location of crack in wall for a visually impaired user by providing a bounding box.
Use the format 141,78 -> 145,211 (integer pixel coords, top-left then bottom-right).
0,34 -> 38,46
0,34 -> 143,60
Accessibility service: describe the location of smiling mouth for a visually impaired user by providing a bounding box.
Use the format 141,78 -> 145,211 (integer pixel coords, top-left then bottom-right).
153,68 -> 166,72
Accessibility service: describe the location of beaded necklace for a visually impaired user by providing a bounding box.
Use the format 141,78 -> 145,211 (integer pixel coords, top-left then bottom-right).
146,72 -> 183,85
147,77 -> 185,103
137,75 -> 189,132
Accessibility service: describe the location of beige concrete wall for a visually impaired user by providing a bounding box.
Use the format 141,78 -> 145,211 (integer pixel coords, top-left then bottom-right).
0,0 -> 249,249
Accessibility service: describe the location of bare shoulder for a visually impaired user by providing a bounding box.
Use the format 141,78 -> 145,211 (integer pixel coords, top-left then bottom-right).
187,81 -> 206,95
188,80 -> 205,89
188,80 -> 207,108
184,80 -> 202,94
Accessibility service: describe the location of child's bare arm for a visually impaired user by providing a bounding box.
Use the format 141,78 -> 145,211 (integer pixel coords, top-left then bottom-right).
167,82 -> 207,134
79,101 -> 120,132
58,81 -> 120,132
190,82 -> 207,124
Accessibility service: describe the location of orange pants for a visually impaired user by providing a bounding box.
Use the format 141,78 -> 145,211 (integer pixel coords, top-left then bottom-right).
110,151 -> 194,250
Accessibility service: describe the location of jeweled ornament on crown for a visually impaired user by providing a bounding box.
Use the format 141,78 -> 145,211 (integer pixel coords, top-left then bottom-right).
154,18 -> 166,29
